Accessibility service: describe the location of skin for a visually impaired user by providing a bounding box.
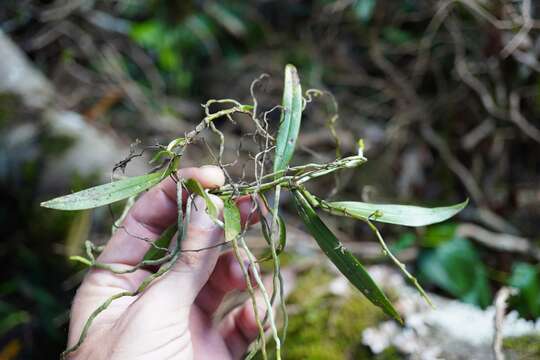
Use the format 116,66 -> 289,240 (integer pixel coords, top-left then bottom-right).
67,166 -> 266,359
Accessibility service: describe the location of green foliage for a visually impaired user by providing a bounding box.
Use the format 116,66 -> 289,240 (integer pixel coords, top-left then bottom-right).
184,178 -> 218,219
41,172 -> 164,210
508,262 -> 540,319
327,200 -> 468,227
129,17 -> 203,89
128,3 -> 250,92
293,190 -> 402,323
419,237 -> 491,308
259,214 -> 287,262
421,223 -> 458,247
223,198 -> 241,242
0,306 -> 30,338
143,225 -> 177,261
4,1 -> 540,358
273,64 -> 303,176
39,64 -> 469,358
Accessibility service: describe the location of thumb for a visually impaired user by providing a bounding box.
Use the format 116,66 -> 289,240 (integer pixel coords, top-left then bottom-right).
141,194 -> 224,310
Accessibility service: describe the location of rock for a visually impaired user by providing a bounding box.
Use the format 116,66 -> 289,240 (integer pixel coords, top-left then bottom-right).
0,31 -> 54,109
41,109 -> 148,190
0,30 -> 148,190
362,266 -> 540,360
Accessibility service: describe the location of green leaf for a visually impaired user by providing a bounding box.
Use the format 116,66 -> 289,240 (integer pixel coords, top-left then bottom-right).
149,150 -> 171,165
0,310 -> 30,338
421,223 -> 458,247
184,178 -> 218,219
273,64 -> 303,177
509,262 -> 540,318
41,172 -> 164,210
418,237 -> 491,308
143,225 -> 177,261
223,198 -> 241,242
259,214 -> 287,262
293,190 -> 402,323
327,199 -> 468,227
130,20 -> 165,48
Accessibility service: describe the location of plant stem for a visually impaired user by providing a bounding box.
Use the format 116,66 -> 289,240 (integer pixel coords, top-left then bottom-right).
230,235 -> 268,360
212,155 -> 366,197
237,234 -> 282,360
270,185 -> 288,342
316,198 -> 434,308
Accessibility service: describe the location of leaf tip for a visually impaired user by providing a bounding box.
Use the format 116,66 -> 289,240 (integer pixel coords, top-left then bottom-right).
40,200 -> 55,209
285,64 -> 299,82
285,63 -> 297,72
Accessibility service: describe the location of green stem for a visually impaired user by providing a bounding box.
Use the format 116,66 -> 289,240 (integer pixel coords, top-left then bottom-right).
212,155 -> 366,197
270,186 -> 288,342
316,198 -> 434,308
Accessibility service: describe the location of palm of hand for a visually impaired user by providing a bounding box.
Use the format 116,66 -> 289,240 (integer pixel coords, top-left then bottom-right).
66,167 -> 263,360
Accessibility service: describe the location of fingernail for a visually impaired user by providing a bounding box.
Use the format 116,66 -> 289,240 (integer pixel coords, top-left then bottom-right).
199,166 -> 225,188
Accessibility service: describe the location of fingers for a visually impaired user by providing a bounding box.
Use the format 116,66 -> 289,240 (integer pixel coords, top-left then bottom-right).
139,194 -> 225,309
219,288 -> 269,360
236,195 -> 266,228
220,270 -> 295,359
97,166 -> 225,266
195,252 -> 245,315
193,195 -> 266,315
195,252 -> 254,315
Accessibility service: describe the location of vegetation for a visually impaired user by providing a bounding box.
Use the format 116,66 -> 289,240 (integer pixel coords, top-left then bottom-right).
42,65 -> 465,358
2,1 -> 540,358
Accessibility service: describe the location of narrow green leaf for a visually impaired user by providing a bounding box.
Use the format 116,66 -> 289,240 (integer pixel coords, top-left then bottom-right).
223,198 -> 241,242
184,178 -> 218,219
258,214 -> 287,262
293,190 -> 402,323
327,199 -> 468,227
143,225 -> 177,261
149,150 -> 171,165
41,172 -> 164,210
273,64 -> 303,176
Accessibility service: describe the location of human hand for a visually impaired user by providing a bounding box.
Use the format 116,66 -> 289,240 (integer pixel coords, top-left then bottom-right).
67,166 -> 265,359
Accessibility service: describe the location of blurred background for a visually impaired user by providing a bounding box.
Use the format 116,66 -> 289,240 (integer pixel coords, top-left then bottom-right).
1,0 -> 540,359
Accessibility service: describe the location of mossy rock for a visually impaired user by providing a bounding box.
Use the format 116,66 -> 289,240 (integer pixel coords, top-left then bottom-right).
503,334 -> 540,360
255,264 -> 400,359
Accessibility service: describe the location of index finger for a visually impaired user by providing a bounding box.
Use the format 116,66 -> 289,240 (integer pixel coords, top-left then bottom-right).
97,166 -> 225,266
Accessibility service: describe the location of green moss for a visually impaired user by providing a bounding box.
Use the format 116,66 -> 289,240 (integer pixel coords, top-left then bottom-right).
503,334 -> 540,359
257,263 -> 396,359
373,346 -> 401,360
